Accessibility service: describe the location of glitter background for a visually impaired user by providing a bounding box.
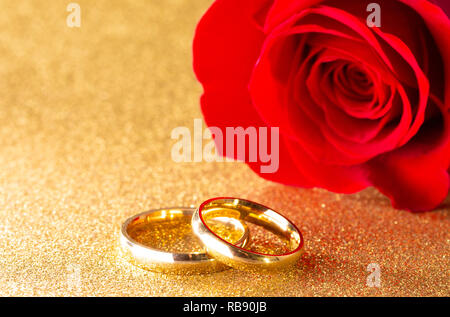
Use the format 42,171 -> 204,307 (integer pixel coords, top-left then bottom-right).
0,0 -> 448,297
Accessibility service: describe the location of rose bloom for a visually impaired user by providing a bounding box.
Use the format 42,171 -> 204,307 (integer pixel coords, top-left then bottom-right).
193,0 -> 450,212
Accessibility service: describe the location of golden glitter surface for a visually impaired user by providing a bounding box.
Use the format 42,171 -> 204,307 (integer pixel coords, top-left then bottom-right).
0,0 -> 448,297
129,218 -> 205,254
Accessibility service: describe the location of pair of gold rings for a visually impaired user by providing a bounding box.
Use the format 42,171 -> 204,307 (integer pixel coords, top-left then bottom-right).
120,197 -> 304,274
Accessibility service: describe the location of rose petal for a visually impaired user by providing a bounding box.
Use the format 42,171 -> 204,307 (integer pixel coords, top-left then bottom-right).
367,98 -> 450,211
283,134 -> 370,193
194,0 -> 312,186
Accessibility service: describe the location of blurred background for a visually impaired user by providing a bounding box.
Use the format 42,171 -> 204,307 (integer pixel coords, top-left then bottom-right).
0,0 -> 448,296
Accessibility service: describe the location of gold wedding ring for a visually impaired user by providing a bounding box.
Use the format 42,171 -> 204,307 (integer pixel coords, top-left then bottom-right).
192,198 -> 304,271
120,207 -> 249,274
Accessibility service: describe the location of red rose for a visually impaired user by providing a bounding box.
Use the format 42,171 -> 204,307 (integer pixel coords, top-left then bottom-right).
193,0 -> 450,212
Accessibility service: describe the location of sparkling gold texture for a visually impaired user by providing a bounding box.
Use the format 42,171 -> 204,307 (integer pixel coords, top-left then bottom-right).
129,218 -> 203,253
0,0 -> 448,296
